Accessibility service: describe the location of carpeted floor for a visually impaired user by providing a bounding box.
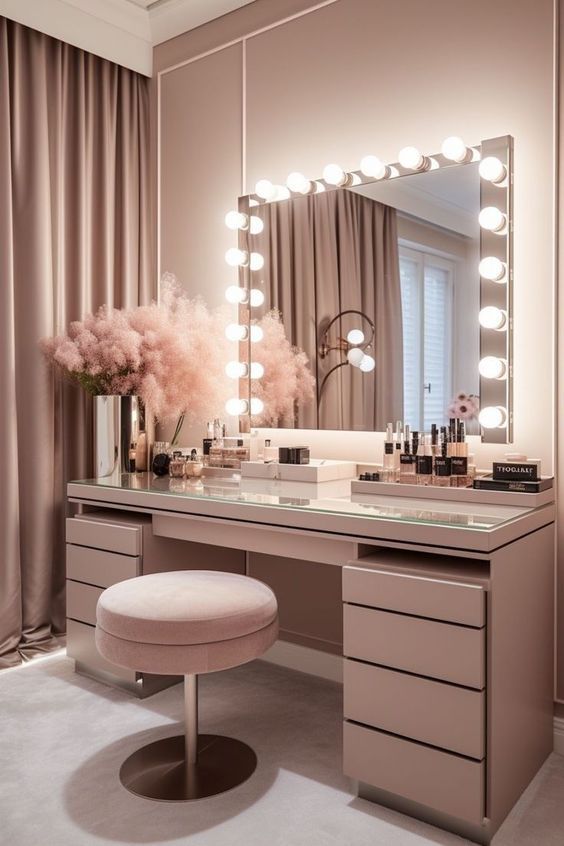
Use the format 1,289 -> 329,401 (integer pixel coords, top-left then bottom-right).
2,653 -> 564,846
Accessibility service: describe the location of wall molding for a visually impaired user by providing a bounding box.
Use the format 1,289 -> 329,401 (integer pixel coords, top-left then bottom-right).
261,640 -> 342,684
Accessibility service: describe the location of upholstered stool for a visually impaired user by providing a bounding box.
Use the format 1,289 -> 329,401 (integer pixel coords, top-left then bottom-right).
95,570 -> 278,801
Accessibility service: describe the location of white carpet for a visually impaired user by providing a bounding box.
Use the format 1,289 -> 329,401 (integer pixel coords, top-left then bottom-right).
2,653 -> 564,846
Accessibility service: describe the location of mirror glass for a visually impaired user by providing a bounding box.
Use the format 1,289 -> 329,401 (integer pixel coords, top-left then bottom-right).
249,162 -> 481,432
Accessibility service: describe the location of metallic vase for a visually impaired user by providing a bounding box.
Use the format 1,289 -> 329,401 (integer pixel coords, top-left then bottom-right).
93,395 -> 140,478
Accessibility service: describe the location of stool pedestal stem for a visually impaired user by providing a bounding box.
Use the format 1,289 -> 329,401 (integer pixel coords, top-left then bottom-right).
184,674 -> 198,766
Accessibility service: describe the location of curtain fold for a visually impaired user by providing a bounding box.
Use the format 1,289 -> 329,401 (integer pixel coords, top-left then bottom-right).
0,17 -> 152,668
256,190 -> 403,430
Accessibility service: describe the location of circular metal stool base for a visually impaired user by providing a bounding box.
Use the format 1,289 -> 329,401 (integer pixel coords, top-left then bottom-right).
119,734 -> 257,801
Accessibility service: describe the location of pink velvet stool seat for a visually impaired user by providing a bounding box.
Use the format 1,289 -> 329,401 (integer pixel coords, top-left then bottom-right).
95,570 -> 279,802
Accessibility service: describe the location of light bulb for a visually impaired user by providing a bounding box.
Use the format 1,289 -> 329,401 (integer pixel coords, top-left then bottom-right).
441,136 -> 468,162
479,406 -> 507,429
359,354 -> 375,373
479,356 -> 507,379
250,325 -> 263,343
225,285 -> 247,304
286,171 -> 312,194
398,146 -> 426,170
272,185 -> 290,202
225,361 -> 248,379
224,210 -> 248,230
249,215 -> 264,235
360,155 -> 388,180
479,256 -> 506,282
249,288 -> 265,307
323,163 -> 347,186
479,206 -> 506,232
255,179 -> 276,200
225,323 -> 248,342
479,156 -> 506,184
347,328 -> 365,345
225,247 -> 248,267
250,397 -> 264,415
347,348 -> 365,367
249,252 -> 264,271
226,398 -> 248,416
479,306 -> 506,330
250,362 -> 264,379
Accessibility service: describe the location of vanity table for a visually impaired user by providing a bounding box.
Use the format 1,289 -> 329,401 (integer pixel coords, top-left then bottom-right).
66,472 -> 554,845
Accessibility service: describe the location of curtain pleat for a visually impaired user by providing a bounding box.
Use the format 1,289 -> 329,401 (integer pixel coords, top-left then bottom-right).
0,17 -> 152,668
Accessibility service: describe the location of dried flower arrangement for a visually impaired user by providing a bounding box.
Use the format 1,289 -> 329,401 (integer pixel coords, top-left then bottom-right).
447,392 -> 480,420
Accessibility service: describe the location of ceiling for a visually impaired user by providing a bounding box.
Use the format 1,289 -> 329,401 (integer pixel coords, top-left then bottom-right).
0,0 -> 257,76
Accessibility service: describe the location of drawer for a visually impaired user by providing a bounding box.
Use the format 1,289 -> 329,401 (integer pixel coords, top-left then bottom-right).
344,604 -> 485,689
67,580 -> 103,626
344,659 -> 485,759
66,619 -> 137,684
343,721 -> 485,824
67,544 -> 139,588
66,517 -> 140,556
343,564 -> 485,627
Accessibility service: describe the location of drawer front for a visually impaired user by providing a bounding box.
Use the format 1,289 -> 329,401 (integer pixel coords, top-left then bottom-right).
66,517 -> 140,556
67,580 -> 103,626
344,721 -> 485,824
344,604 -> 485,689
66,619 -> 137,684
343,565 -> 485,627
344,659 -> 485,759
66,544 -> 139,588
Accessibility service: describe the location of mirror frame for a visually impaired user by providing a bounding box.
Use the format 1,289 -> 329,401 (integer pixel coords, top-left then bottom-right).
225,135 -> 513,444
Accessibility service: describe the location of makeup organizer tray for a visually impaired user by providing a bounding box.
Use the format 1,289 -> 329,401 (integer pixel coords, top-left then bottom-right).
351,476 -> 555,507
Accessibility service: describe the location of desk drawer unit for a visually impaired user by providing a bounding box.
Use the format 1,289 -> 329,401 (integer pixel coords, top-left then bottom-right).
66,516 -> 141,556
67,544 -> 140,588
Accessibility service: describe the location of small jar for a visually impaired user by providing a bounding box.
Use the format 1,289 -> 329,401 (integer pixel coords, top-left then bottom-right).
169,451 -> 186,478
185,454 -> 204,480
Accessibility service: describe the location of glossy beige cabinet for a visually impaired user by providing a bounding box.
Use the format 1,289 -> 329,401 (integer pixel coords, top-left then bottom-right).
342,525 -> 554,845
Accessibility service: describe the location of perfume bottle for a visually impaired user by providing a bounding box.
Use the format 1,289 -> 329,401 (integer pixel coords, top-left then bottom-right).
169,451 -> 186,478
416,435 -> 433,485
399,425 -> 416,484
382,423 -> 396,482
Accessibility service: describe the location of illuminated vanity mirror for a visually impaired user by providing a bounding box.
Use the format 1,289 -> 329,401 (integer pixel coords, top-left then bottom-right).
228,136 -> 512,443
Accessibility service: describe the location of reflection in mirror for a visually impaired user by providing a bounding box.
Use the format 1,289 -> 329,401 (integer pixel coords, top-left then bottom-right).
250,163 -> 480,432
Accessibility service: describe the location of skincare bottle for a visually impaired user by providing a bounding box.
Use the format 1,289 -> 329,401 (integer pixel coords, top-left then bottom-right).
431,424 -> 440,459
383,423 -> 396,482
394,420 -> 403,471
416,435 -> 433,485
213,418 -> 222,444
451,421 -> 469,485
128,442 -> 137,473
399,425 -> 417,484
433,456 -> 452,487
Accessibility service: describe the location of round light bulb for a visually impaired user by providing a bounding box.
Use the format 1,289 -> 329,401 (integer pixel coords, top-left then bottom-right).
479,406 -> 507,429
225,361 -> 248,379
347,328 -> 365,345
249,288 -> 265,307
479,256 -> 506,282
225,247 -> 248,267
224,210 -> 248,230
250,397 -> 264,415
398,146 -> 425,170
479,356 -> 507,379
323,163 -> 347,186
255,179 -> 276,200
359,354 -> 375,373
249,215 -> 264,235
479,156 -> 506,184
479,206 -> 506,232
347,348 -> 365,367
226,398 -> 248,416
286,171 -> 311,194
359,155 -> 388,180
441,136 -> 468,162
250,325 -> 264,343
250,362 -> 264,379
225,285 -> 247,304
479,306 -> 506,330
225,323 -> 248,342
249,252 -> 264,272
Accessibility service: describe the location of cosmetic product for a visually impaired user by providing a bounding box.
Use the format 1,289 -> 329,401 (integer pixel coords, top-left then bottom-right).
278,446 -> 310,465
185,453 -> 203,480
399,426 -> 416,484
433,456 -> 452,487
128,442 -> 136,473
416,436 -> 433,485
431,424 -> 440,458
394,420 -> 403,470
213,417 -> 222,443
263,439 -> 278,462
169,451 -> 185,478
451,421 -> 469,486
152,452 -> 170,476
473,475 -> 553,493
412,430 -> 419,459
492,459 -> 541,482
135,432 -> 147,472
382,423 -> 396,482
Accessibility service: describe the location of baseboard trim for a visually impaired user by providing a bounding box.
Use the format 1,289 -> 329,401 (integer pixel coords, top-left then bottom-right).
554,717 -> 564,755
260,639 -> 343,683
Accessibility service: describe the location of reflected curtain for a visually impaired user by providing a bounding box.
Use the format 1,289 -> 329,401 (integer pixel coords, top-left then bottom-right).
0,18 -> 152,668
255,190 -> 403,430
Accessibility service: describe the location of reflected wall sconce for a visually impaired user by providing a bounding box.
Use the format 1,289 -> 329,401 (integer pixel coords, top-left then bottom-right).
317,309 -> 375,412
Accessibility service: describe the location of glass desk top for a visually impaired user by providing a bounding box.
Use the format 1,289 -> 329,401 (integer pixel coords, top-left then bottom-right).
70,472 -> 536,532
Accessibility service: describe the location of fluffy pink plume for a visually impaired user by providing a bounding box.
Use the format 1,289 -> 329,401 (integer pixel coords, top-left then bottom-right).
41,275 -> 232,423
251,310 -> 315,425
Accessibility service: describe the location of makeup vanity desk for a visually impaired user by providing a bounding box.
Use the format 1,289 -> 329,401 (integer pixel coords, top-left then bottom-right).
67,473 -> 555,845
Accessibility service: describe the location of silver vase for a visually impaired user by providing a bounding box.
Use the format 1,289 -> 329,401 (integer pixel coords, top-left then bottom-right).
93,395 -> 140,478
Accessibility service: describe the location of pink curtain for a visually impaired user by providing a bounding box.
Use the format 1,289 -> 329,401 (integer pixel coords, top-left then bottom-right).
0,18 -> 153,667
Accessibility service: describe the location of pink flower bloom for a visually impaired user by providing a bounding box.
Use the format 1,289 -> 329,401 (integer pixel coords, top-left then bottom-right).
447,392 -> 480,420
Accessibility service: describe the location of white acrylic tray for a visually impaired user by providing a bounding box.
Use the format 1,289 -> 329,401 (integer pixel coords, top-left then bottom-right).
350,478 -> 554,507
241,458 -> 357,483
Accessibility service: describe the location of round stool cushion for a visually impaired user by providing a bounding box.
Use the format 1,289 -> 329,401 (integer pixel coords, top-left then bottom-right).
95,570 -> 278,676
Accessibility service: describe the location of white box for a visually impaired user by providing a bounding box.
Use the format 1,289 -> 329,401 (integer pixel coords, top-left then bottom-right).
241,458 -> 357,483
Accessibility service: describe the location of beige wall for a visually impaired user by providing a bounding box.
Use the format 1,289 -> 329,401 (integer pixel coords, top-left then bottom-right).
154,0 -> 560,692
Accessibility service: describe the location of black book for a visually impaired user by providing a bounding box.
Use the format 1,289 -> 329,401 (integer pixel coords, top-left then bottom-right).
473,476 -> 553,493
